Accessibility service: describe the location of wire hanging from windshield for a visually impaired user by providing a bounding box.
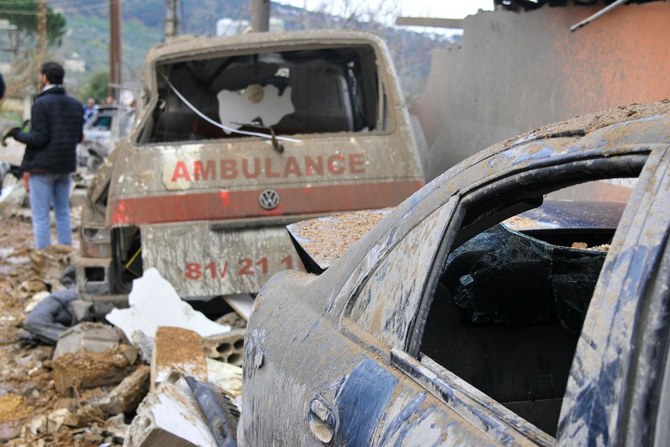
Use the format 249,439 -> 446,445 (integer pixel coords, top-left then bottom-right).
161,74 -> 300,144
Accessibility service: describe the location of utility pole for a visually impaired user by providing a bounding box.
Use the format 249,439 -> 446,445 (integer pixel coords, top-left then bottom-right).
36,0 -> 46,90
110,0 -> 122,102
165,0 -> 179,38
250,0 -> 270,32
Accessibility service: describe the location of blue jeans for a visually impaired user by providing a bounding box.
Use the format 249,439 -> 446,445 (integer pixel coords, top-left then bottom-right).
29,173 -> 72,249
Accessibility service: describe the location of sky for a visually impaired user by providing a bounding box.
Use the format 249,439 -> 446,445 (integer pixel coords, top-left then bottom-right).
396,0 -> 493,19
274,0 -> 494,20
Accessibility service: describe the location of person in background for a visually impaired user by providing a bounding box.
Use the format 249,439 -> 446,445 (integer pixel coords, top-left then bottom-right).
83,97 -> 96,123
6,62 -> 83,249
0,72 -> 5,99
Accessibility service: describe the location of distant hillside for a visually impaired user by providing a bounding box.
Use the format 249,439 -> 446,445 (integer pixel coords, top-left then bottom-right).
54,0 -> 454,102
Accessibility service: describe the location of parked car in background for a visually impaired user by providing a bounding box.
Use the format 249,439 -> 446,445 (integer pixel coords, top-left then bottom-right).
240,101 -> 670,446
76,106 -> 135,171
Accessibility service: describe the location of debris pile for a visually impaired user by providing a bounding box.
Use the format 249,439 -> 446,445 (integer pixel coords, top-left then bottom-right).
0,215 -> 246,447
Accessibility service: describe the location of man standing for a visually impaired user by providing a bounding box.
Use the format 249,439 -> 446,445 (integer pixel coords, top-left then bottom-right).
8,62 -> 83,249
83,97 -> 96,123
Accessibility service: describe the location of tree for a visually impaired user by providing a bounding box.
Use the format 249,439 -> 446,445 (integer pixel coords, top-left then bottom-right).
0,1 -> 66,56
84,71 -> 110,104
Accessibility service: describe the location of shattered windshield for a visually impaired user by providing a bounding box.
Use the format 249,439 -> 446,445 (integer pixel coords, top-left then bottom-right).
140,44 -> 382,144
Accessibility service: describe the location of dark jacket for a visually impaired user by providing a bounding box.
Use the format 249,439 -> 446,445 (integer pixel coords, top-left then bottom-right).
15,86 -> 83,174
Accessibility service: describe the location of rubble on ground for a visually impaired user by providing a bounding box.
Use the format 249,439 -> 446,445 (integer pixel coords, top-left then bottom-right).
106,268 -> 231,362
125,377 -> 217,447
150,326 -> 208,390
0,216 -> 247,446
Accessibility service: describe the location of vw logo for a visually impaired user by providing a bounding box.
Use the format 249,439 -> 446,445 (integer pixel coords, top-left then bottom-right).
259,189 -> 280,210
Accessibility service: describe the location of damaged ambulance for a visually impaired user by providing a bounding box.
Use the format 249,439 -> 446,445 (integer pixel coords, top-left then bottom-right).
75,30 -> 424,302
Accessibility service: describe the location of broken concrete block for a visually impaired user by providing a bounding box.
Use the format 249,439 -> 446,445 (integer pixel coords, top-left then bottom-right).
53,345 -> 138,395
53,322 -> 123,359
97,365 -> 150,416
124,378 -> 217,447
106,268 -> 230,348
151,327 -> 207,391
206,359 -> 243,411
118,343 -> 139,365
203,328 -> 246,366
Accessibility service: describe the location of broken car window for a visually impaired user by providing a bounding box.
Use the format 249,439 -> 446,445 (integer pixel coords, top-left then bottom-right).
418,165 -> 642,437
141,45 -> 382,144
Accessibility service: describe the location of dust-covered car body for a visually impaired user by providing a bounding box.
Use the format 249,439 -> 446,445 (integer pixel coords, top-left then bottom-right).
241,102 -> 670,445
76,30 -> 424,300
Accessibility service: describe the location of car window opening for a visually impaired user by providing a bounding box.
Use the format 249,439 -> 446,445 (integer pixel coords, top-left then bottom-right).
141,45 -> 382,144
91,115 -> 112,130
420,177 -> 637,437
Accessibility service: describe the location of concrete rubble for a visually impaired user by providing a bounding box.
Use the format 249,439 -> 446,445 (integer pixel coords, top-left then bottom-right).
1,232 -> 246,446
203,329 -> 246,366
106,268 -> 231,361
206,359 -> 243,411
53,322 -> 123,359
53,344 -> 139,395
29,244 -> 76,291
151,326 -> 208,390
95,365 -> 151,416
124,377 -> 218,447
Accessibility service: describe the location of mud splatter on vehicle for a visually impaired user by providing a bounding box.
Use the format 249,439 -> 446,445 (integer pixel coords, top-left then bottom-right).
76,30 -> 424,302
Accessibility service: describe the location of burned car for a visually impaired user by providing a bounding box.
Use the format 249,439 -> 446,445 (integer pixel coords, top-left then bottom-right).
76,30 -> 424,301
241,102 -> 670,445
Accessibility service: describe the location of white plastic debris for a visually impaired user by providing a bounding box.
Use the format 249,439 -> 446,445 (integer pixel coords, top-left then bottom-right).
106,268 -> 230,346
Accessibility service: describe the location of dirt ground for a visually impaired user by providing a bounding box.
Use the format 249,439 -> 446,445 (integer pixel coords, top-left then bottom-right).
0,212 -> 120,446
0,196 -> 122,445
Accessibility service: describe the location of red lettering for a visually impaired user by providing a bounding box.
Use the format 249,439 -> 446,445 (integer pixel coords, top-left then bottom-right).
349,153 -> 366,174
283,156 -> 303,177
171,161 -> 191,182
305,156 -> 323,176
239,258 -> 254,275
242,158 -> 261,179
193,160 -> 216,181
328,154 -> 345,175
204,261 -> 217,279
185,263 -> 202,280
257,257 -> 268,274
220,160 -> 238,179
264,158 -> 281,178
281,255 -> 294,270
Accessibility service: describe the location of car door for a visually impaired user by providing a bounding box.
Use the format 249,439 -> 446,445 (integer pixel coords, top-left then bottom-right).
557,145 -> 670,446
336,149 -> 653,445
334,197 -> 540,446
